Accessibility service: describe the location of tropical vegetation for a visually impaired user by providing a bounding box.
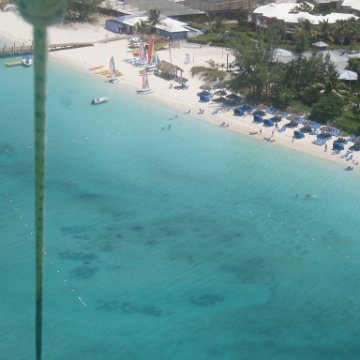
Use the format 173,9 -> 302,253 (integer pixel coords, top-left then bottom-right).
189,15 -> 360,135
65,0 -> 102,22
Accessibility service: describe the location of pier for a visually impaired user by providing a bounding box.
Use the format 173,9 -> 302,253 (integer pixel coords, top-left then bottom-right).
0,37 -> 124,59
0,42 -> 94,58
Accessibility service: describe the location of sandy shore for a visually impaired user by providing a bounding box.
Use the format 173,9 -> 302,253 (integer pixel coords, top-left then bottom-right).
1,10 -> 359,171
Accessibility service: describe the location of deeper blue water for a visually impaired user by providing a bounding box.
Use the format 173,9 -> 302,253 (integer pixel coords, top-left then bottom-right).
1,43 -> 360,360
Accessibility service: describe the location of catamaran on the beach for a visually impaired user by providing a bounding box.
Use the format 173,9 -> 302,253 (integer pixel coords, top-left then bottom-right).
137,69 -> 153,95
108,56 -> 119,83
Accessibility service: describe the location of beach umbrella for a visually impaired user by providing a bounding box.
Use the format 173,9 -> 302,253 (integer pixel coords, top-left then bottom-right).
286,121 -> 299,128
349,137 -> 360,151
253,110 -> 266,117
320,126 -> 340,136
303,119 -> 319,128
294,130 -> 305,139
270,115 -> 282,122
287,114 -> 300,121
338,70 -> 358,81
300,125 -> 313,133
352,136 -> 360,145
320,126 -> 334,132
213,89 -> 227,96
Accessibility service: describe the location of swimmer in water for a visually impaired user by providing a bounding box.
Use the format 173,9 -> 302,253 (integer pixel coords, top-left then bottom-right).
305,193 -> 314,199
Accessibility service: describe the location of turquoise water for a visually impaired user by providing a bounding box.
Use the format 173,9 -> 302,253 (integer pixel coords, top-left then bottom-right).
1,47 -> 360,360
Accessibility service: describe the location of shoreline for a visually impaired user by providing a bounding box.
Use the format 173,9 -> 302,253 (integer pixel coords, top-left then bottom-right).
1,10 -> 359,172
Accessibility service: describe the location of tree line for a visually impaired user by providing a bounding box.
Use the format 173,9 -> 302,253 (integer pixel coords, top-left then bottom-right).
230,21 -> 359,127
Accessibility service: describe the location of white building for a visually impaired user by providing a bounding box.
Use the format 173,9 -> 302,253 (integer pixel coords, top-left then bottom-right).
341,0 -> 360,15
251,2 -> 358,34
105,14 -> 198,40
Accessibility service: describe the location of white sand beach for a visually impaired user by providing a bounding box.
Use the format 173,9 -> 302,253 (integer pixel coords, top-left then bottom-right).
1,10 -> 358,170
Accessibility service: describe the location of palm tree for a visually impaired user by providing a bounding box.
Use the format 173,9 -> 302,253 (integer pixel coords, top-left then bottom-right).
134,19 -> 150,34
318,20 -> 331,42
205,11 -> 214,32
191,60 -> 226,83
332,19 -> 347,47
236,8 -> 249,29
347,18 -> 360,50
147,9 -> 161,27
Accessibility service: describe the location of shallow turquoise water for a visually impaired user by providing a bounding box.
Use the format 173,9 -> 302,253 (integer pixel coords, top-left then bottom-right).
1,46 -> 360,360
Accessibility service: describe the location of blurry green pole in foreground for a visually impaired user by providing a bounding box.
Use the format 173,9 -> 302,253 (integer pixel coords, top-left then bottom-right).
17,1 -> 65,359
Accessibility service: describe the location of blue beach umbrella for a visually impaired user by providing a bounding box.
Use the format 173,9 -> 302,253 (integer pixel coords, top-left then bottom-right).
294,130 -> 305,139
263,118 -> 274,127
253,114 -> 264,123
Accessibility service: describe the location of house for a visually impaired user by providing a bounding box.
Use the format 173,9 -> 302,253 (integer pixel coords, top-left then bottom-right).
251,2 -> 358,34
341,0 -> 360,16
185,0 -> 255,12
105,14 -> 192,40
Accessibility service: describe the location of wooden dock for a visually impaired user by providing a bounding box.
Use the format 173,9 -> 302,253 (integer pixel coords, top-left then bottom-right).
0,36 -> 125,59
0,45 -> 33,58
0,41 -> 94,59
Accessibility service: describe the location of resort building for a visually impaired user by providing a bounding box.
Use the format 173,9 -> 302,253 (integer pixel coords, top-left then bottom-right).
184,0 -> 257,11
341,0 -> 360,16
105,14 -> 197,40
100,0 -> 204,18
250,2 -> 358,34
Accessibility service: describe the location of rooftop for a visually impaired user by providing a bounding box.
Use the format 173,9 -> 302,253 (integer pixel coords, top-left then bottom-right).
341,0 -> 360,11
100,0 -> 204,17
253,2 -> 358,24
116,14 -> 191,33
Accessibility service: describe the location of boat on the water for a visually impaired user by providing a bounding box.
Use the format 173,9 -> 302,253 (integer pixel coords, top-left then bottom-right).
5,56 -> 33,67
22,56 -> 33,67
136,69 -> 153,94
5,59 -> 22,67
91,97 -> 108,105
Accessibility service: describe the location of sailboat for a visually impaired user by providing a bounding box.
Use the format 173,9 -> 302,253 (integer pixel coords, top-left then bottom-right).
144,37 -> 158,70
136,69 -> 153,94
108,56 -> 119,83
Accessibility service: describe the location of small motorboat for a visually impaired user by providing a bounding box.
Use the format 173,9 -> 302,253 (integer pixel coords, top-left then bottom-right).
344,166 -> 354,171
22,56 -> 33,67
91,97 -> 108,105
